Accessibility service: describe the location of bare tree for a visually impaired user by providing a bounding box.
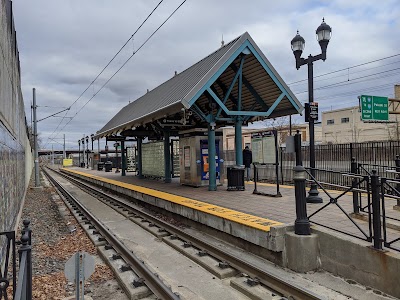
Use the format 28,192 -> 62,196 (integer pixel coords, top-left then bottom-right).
262,116 -> 295,145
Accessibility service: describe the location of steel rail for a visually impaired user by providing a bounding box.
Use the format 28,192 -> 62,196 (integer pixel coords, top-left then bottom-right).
43,168 -> 179,300
57,168 -> 323,300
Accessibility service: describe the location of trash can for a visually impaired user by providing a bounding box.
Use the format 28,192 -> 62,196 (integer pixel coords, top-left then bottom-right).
104,161 -> 112,172
97,162 -> 104,171
80,162 -> 85,168
227,165 -> 245,191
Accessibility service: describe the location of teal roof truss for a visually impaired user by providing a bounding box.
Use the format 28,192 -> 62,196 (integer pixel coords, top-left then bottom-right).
96,32 -> 302,138
184,37 -> 302,125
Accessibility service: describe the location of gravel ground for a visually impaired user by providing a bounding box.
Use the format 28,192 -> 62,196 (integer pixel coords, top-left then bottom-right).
16,172 -> 128,300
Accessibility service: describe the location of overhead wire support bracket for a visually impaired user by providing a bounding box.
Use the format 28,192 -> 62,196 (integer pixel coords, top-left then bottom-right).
37,107 -> 70,122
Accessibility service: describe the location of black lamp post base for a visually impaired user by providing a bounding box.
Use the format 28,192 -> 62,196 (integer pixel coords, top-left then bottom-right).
115,169 -> 120,173
295,219 -> 311,235
306,184 -> 323,203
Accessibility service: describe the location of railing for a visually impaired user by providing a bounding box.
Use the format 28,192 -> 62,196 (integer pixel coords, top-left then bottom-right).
14,221 -> 32,300
0,220 -> 32,300
291,131 -> 400,252
223,140 -> 400,187
252,163 -> 281,197
0,232 -> 16,300
305,168 -> 373,242
380,177 -> 400,251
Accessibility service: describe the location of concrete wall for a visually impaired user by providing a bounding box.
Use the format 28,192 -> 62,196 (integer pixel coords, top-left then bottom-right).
284,226 -> 400,298
317,227 -> 400,298
0,0 -> 32,255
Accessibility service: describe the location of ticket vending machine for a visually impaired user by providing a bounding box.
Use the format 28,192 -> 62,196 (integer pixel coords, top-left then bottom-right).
179,128 -> 224,187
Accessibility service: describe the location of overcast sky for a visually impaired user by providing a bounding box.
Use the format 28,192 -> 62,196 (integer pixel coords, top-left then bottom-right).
13,0 -> 400,151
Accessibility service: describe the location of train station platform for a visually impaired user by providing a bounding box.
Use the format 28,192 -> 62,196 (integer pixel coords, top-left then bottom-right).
59,166 -> 400,298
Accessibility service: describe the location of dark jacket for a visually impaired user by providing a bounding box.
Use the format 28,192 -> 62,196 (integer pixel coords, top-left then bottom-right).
243,149 -> 253,168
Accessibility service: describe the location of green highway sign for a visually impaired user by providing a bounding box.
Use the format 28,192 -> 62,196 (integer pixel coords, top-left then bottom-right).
360,95 -> 389,122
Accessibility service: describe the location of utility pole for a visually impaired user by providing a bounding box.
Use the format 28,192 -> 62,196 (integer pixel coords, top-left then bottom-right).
33,88 -> 40,187
63,134 -> 66,159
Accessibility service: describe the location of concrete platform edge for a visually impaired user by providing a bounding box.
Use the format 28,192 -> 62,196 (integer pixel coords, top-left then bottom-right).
62,169 -> 288,252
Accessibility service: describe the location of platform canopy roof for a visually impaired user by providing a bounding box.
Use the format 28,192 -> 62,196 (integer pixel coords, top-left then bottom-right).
96,32 -> 303,139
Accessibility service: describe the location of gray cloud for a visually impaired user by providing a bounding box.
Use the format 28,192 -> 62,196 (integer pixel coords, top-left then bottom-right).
13,0 -> 400,150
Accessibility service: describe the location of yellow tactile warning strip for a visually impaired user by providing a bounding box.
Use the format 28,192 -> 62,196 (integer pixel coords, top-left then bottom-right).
63,168 -> 283,232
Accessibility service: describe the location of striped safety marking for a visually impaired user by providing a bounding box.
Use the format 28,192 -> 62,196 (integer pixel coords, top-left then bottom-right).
63,168 -> 283,231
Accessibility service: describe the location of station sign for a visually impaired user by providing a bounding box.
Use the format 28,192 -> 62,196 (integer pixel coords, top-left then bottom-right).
305,102 -> 318,122
251,131 -> 275,139
360,95 -> 389,122
106,136 -> 126,142
161,117 -> 184,125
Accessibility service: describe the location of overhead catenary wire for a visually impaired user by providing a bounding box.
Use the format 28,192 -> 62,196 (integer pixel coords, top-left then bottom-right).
288,53 -> 400,86
54,0 -> 188,136
293,66 -> 400,95
298,60 -> 400,86
43,0 -> 165,147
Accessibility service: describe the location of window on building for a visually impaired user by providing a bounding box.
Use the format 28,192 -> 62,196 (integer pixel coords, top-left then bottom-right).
327,119 -> 334,125
341,117 -> 350,123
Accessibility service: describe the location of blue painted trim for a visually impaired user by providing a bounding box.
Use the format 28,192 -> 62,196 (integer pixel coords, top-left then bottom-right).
230,63 -> 269,111
188,38 -> 301,115
216,55 -> 245,118
192,104 -> 208,121
208,126 -> 217,191
216,117 -> 235,121
265,92 -> 286,116
238,61 -> 242,111
245,42 -> 301,112
215,79 -> 238,110
210,88 -> 284,117
207,87 -> 230,115
226,111 -> 274,116
188,41 -> 254,107
235,119 -> 243,165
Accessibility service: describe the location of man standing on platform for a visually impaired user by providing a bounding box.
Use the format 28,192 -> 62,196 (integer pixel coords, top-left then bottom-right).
243,146 -> 252,181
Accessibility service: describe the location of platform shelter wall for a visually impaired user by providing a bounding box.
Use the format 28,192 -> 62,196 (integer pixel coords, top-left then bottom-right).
142,141 -> 165,178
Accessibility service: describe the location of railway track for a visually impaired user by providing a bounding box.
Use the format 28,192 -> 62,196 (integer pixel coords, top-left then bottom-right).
44,166 -> 324,300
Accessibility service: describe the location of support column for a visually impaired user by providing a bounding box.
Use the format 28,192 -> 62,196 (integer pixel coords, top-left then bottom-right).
78,142 -> 81,167
235,117 -> 243,165
307,60 -> 322,203
208,125 -> 217,191
164,131 -> 171,183
137,138 -> 143,179
33,88 -> 40,187
121,141 -> 126,176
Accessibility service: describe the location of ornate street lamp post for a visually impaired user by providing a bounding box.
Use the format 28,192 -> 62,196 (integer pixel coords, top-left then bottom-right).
81,138 -> 85,167
91,134 -> 94,151
291,18 -> 332,203
78,140 -> 81,167
86,136 -> 89,168
114,142 -> 120,173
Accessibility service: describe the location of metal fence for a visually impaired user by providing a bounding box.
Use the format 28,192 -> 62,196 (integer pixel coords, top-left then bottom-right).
223,140 -> 400,188
0,220 -> 32,300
